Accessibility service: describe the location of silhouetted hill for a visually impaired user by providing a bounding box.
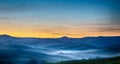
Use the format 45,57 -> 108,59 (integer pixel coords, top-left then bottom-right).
0,34 -> 13,39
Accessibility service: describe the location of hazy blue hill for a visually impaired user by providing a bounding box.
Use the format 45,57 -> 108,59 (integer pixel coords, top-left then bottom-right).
0,43 -> 71,63
0,35 -> 120,64
46,43 -> 99,50
79,36 -> 120,47
103,44 -> 120,53
0,44 -> 32,50
50,56 -> 120,64
0,34 -> 120,47
0,35 -> 120,52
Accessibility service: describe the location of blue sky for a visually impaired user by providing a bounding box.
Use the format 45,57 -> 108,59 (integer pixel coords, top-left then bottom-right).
0,0 -> 120,37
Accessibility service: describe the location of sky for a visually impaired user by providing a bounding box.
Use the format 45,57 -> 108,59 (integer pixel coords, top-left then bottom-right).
0,0 -> 120,38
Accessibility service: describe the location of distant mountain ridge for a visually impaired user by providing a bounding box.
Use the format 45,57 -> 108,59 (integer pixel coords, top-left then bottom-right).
0,34 -> 13,38
0,34 -> 120,47
0,34 -> 120,39
0,34 -> 120,52
0,34 -> 120,63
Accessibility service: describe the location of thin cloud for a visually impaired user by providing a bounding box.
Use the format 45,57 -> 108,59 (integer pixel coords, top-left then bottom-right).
96,0 -> 120,33
0,17 -> 8,20
51,32 -> 82,36
98,27 -> 120,32
0,0 -> 38,12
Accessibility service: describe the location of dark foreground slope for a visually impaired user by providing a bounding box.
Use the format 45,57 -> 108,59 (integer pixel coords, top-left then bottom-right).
0,56 -> 120,64
50,56 -> 120,64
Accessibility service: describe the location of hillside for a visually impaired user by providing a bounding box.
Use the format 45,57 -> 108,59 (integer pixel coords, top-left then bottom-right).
50,56 -> 120,64
0,35 -> 120,64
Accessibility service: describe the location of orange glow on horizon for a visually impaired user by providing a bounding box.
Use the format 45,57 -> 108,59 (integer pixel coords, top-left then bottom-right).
0,20 -> 120,38
0,31 -> 120,38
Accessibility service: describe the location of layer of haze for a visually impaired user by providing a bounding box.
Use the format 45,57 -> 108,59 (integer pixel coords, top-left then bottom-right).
0,0 -> 120,38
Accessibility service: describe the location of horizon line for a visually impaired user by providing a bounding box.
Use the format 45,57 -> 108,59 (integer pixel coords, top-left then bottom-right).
0,34 -> 120,39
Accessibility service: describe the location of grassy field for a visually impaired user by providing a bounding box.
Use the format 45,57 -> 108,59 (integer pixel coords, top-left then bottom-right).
49,56 -> 120,64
